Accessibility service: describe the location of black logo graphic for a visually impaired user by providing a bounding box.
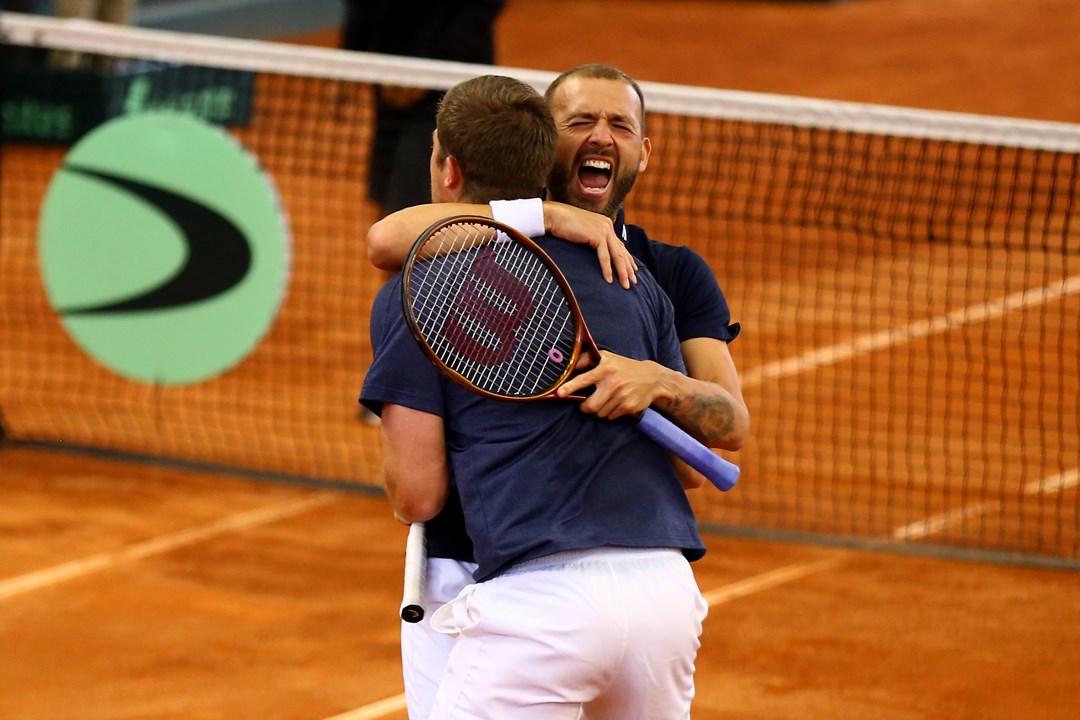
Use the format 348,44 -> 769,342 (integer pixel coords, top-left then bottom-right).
59,165 -> 252,315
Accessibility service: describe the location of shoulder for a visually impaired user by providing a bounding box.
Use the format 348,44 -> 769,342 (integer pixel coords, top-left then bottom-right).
623,223 -> 720,297
624,223 -> 741,343
624,224 -> 713,279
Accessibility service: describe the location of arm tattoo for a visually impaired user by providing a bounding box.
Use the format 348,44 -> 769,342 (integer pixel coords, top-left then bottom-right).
680,392 -> 737,445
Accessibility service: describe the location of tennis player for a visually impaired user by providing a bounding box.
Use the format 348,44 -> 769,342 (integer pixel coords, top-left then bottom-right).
361,74 -> 709,719
365,63 -> 747,719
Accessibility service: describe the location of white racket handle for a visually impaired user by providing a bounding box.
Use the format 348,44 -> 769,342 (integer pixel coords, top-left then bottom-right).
400,522 -> 427,623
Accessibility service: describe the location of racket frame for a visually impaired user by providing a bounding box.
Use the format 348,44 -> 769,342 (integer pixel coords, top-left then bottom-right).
401,215 -> 592,402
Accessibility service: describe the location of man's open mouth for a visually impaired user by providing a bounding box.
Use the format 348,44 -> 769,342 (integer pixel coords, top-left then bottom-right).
578,157 -> 613,195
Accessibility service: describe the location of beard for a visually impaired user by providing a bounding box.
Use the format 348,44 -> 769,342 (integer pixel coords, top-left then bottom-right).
548,157 -> 639,219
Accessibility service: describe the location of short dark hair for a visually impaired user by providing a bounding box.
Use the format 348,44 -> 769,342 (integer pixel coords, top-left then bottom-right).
436,75 -> 557,203
544,63 -> 647,132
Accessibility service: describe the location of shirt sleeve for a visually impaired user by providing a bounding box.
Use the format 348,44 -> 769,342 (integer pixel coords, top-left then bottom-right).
660,244 -> 741,343
625,226 -> 741,343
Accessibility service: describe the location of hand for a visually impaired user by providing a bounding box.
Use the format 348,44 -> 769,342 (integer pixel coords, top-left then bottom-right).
556,351 -> 665,420
544,202 -> 638,288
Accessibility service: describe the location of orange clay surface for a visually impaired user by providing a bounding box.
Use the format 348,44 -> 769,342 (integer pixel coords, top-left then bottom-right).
3,2 -> 1080,718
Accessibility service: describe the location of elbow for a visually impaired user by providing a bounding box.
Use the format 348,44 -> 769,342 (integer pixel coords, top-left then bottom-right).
386,467 -> 449,523
714,407 -> 750,452
729,421 -> 751,452
366,223 -> 398,270
722,428 -> 748,452
393,487 -> 445,523
368,247 -> 392,271
734,410 -> 751,450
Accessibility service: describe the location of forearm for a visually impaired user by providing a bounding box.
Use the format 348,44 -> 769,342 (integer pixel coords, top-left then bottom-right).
557,350 -> 749,449
649,366 -> 749,450
648,364 -> 748,492
367,199 -> 633,286
367,203 -> 493,270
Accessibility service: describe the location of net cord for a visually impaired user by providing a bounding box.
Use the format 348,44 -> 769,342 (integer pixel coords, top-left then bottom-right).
4,11 -> 1080,152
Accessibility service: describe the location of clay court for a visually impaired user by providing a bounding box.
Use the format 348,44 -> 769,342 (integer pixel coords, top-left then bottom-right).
2,1 -> 1079,719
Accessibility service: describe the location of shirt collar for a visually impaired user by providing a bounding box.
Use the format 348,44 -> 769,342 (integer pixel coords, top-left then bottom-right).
614,206 -> 628,242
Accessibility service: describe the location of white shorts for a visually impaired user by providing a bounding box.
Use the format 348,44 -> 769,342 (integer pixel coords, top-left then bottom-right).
427,547 -> 708,720
400,557 -> 478,720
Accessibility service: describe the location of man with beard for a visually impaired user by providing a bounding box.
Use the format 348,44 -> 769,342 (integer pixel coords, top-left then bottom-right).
541,65 -> 746,437
364,63 -> 748,719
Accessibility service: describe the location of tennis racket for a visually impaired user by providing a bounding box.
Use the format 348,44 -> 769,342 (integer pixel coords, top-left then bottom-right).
400,215 -> 740,492
400,521 -> 426,623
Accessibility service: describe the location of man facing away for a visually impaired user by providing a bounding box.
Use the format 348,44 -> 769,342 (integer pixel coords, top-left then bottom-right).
361,73 -> 710,719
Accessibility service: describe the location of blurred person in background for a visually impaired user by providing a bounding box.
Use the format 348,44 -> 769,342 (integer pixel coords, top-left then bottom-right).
50,0 -> 137,69
340,0 -> 507,218
53,0 -> 135,23
1,0 -> 53,64
341,0 -> 506,426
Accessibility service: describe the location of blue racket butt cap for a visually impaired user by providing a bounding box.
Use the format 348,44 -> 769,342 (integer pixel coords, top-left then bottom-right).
636,408 -> 739,491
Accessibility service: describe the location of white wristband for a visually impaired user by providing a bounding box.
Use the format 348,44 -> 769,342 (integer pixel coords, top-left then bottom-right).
489,198 -> 545,238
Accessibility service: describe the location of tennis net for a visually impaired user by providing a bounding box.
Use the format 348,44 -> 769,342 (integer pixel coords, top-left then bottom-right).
1,13 -> 1077,567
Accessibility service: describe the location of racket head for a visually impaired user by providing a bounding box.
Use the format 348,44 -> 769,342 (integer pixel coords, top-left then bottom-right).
401,215 -> 591,401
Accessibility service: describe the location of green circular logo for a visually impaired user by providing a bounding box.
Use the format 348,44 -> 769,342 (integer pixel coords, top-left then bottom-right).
38,113 -> 290,385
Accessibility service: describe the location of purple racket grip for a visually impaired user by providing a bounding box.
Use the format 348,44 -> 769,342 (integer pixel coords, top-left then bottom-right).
637,408 -> 739,491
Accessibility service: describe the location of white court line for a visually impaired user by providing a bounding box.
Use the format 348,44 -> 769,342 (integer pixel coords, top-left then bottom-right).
700,558 -> 840,605
319,558 -> 840,720
321,695 -> 408,720
732,272 -> 1080,543
322,273 -> 1080,719
891,466 -> 1079,541
0,492 -> 338,600
317,274 -> 1080,719
740,273 -> 1080,387
1024,467 -> 1080,495
892,502 -> 999,541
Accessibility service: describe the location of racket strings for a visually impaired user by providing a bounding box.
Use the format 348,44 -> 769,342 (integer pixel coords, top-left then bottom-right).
488,238 -> 575,395
444,228 -> 571,395
410,231 -> 479,364
412,228 -> 499,365
408,223 -> 577,397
